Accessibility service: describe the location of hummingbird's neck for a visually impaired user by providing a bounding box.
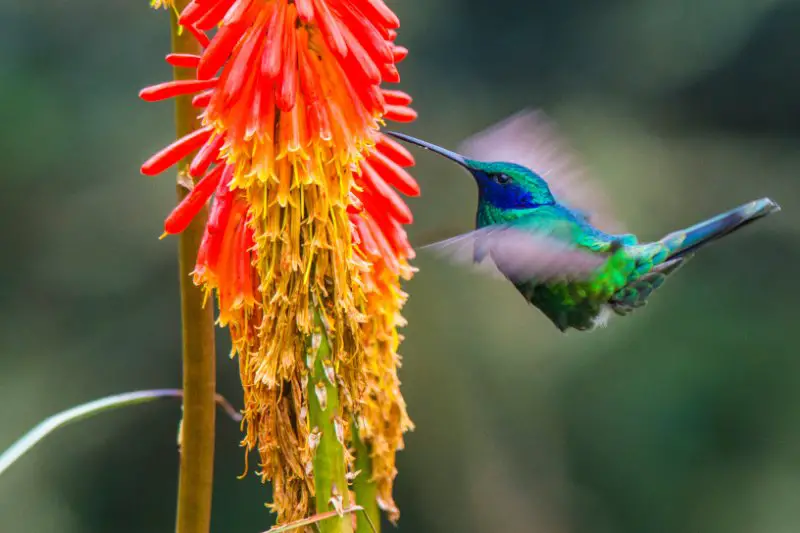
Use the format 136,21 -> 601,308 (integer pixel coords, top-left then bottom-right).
476,203 -> 541,228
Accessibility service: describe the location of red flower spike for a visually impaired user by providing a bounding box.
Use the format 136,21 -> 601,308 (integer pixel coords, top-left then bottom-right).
166,53 -> 202,68
164,165 -> 225,235
141,0 -> 420,520
141,126 -> 214,176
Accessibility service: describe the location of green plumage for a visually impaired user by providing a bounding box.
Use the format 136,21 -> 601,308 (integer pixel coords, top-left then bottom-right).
387,113 -> 781,332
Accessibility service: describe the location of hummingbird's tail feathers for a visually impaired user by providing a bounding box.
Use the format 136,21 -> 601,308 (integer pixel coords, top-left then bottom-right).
660,197 -> 780,260
421,224 -> 607,284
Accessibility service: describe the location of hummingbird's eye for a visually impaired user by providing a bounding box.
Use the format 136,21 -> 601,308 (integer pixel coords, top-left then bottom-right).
492,173 -> 512,185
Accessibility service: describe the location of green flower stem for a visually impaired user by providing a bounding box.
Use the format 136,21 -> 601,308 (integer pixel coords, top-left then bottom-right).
308,308 -> 354,533
168,4 -> 218,533
352,427 -> 381,533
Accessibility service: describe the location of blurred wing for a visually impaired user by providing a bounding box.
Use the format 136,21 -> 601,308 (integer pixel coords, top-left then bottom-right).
421,225 -> 608,284
458,109 -> 623,232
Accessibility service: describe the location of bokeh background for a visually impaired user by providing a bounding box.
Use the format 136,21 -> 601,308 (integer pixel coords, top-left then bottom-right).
2,1 -> 799,532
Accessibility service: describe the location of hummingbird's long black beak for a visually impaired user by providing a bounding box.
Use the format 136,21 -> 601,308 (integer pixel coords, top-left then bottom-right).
384,131 -> 470,169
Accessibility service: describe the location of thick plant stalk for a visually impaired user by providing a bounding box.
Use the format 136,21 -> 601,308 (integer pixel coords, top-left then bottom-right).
308,308 -> 354,533
168,4 -> 218,533
352,428 -> 381,533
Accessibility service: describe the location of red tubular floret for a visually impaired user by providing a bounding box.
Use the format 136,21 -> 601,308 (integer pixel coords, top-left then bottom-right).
384,104 -> 417,122
192,90 -> 213,108
194,0 -> 237,31
189,134 -> 225,178
353,0 -> 400,30
139,79 -> 218,102
165,53 -> 202,68
295,0 -> 315,22
366,149 -> 420,196
164,165 -> 225,234
198,22 -> 248,80
381,89 -> 411,106
363,214 -> 400,271
375,133 -> 415,166
178,1 -> 205,26
276,6 -> 299,112
359,161 -> 413,224
185,24 -> 211,47
261,0 -> 286,79
392,45 -> 408,62
141,126 -> 214,176
351,213 -> 381,259
312,0 -> 348,57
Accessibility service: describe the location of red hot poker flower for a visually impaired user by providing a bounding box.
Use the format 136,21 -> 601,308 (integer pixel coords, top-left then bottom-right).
142,0 -> 418,524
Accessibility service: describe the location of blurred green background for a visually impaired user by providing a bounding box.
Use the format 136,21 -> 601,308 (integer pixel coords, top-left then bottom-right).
2,1 -> 799,532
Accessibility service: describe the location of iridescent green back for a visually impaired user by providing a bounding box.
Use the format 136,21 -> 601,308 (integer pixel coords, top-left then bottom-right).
477,203 -> 681,331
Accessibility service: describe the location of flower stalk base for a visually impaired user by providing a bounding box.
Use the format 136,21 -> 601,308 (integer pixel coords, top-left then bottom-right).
308,307 -> 354,533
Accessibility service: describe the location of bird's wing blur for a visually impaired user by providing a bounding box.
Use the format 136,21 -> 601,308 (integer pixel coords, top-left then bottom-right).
458,108 -> 623,232
422,225 -> 608,284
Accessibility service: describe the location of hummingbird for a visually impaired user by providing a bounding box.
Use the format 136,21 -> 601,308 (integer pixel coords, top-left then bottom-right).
386,110 -> 781,332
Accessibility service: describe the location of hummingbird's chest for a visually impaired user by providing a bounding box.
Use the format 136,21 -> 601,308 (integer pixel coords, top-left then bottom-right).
510,277 -> 609,331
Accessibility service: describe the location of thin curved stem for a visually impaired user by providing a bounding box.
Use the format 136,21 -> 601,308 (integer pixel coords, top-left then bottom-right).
0,389 -> 241,479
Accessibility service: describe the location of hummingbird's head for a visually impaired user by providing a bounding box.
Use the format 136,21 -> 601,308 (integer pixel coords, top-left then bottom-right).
385,131 -> 555,212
